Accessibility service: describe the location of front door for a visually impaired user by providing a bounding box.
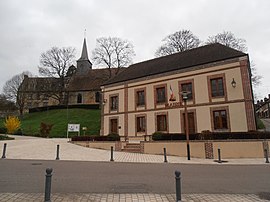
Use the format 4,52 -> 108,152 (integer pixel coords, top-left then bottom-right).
183,112 -> 196,134
110,119 -> 118,134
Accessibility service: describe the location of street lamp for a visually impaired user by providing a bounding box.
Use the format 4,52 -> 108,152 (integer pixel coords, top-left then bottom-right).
181,91 -> 191,160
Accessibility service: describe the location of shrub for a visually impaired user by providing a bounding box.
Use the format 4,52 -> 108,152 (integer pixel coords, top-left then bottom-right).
107,133 -> 120,141
0,127 -> 7,134
71,134 -> 120,141
13,129 -> 23,136
40,122 -> 54,138
151,131 -> 270,141
4,116 -> 21,134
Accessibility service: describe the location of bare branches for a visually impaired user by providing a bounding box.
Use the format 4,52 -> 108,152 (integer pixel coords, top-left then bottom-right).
92,37 -> 135,77
3,71 -> 32,115
206,31 -> 247,52
38,47 -> 76,78
155,30 -> 201,57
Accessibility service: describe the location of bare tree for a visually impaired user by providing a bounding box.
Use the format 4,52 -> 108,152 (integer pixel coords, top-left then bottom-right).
207,31 -> 261,87
0,94 -> 17,111
250,61 -> 262,87
3,71 -> 32,115
38,47 -> 76,78
92,37 -> 135,77
38,47 -> 76,104
155,29 -> 201,57
206,31 -> 247,52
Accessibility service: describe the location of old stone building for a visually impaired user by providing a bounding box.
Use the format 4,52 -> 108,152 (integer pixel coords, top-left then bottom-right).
18,38 -> 122,112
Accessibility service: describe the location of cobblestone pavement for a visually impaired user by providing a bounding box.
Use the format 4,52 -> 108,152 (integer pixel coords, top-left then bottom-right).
0,193 -> 268,202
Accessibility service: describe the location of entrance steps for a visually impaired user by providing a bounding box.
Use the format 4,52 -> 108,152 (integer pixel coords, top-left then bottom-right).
122,143 -> 141,153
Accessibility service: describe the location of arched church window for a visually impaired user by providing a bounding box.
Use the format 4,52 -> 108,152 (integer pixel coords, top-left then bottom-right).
77,93 -> 82,104
95,92 -> 100,103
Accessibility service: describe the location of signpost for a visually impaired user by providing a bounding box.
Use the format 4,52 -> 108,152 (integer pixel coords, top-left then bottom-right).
67,124 -> 80,138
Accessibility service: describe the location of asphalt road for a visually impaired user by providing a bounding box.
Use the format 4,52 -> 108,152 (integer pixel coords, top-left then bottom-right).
0,159 -> 269,194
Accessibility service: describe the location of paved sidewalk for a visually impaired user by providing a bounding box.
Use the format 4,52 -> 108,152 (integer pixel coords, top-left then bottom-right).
0,135 -> 268,165
1,135 -> 270,202
0,193 -> 269,202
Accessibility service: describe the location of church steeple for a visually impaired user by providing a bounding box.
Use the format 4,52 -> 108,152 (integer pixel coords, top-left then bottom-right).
76,37 -> 92,75
79,38 -> 89,61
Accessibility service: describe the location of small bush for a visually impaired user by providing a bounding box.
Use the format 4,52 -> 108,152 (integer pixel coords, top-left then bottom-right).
0,135 -> 14,140
71,134 -> 120,141
0,127 -> 7,134
107,133 -> 120,141
40,122 -> 54,138
152,131 -> 270,141
4,116 -> 21,134
13,129 -> 23,136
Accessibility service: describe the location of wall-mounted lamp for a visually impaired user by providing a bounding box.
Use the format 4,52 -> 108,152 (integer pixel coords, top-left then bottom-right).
231,78 -> 236,88
103,99 -> 107,104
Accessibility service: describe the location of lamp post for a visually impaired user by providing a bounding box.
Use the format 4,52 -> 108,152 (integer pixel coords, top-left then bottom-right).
181,91 -> 191,160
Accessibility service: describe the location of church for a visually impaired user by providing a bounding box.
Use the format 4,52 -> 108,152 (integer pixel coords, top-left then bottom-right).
19,38 -> 120,112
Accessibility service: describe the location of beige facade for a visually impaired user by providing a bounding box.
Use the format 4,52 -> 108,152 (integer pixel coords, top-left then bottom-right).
101,44 -> 256,139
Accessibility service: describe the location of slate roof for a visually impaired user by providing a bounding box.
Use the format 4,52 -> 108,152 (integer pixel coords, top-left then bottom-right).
19,77 -> 64,92
103,43 -> 247,86
66,68 -> 125,91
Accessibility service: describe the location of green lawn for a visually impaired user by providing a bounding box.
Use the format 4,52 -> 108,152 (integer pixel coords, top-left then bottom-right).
0,109 -> 101,138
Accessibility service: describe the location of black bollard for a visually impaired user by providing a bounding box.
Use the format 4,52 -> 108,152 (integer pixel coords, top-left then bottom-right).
56,145 -> 60,160
264,149 -> 269,163
175,170 -> 181,202
44,168 -> 53,202
163,148 -> 168,163
2,143 -> 7,159
218,148 -> 222,163
110,146 -> 114,162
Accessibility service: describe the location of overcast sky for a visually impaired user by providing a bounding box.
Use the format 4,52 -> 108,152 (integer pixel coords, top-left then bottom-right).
0,0 -> 269,100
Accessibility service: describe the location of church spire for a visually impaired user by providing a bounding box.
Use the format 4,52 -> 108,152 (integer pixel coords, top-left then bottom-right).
76,35 -> 92,75
79,38 -> 89,60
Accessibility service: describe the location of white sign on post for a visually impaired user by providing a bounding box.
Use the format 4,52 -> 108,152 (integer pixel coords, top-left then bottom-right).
67,124 -> 80,138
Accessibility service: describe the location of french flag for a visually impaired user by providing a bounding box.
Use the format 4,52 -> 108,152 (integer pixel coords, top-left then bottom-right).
169,85 -> 176,101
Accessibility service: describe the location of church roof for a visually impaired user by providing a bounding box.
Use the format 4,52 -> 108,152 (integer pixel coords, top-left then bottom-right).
103,43 -> 247,86
19,77 -> 64,92
66,68 -> 125,91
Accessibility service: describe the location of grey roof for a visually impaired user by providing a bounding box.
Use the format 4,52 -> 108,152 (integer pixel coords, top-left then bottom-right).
103,43 -> 247,86
77,38 -> 90,61
19,77 -> 64,92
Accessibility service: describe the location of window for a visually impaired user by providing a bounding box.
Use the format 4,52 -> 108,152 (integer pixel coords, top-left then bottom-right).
110,119 -> 118,134
95,92 -> 100,103
213,110 -> 228,130
156,87 -> 166,104
136,116 -> 146,132
181,83 -> 193,100
211,78 -> 224,97
156,114 -> 167,132
77,93 -> 82,103
110,96 -> 118,110
136,90 -> 145,106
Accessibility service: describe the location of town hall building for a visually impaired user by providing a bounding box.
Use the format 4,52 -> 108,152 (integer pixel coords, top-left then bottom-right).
101,43 -> 256,140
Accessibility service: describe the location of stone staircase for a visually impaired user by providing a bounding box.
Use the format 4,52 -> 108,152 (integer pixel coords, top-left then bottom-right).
122,143 -> 141,153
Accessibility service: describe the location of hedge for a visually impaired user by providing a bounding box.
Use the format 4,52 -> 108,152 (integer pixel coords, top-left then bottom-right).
71,133 -> 120,141
152,131 -> 270,141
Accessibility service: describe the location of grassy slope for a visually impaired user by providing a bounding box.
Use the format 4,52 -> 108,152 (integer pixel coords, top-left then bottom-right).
0,109 -> 101,138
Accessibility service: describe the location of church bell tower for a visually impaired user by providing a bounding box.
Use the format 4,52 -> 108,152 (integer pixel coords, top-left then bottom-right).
76,37 -> 92,75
